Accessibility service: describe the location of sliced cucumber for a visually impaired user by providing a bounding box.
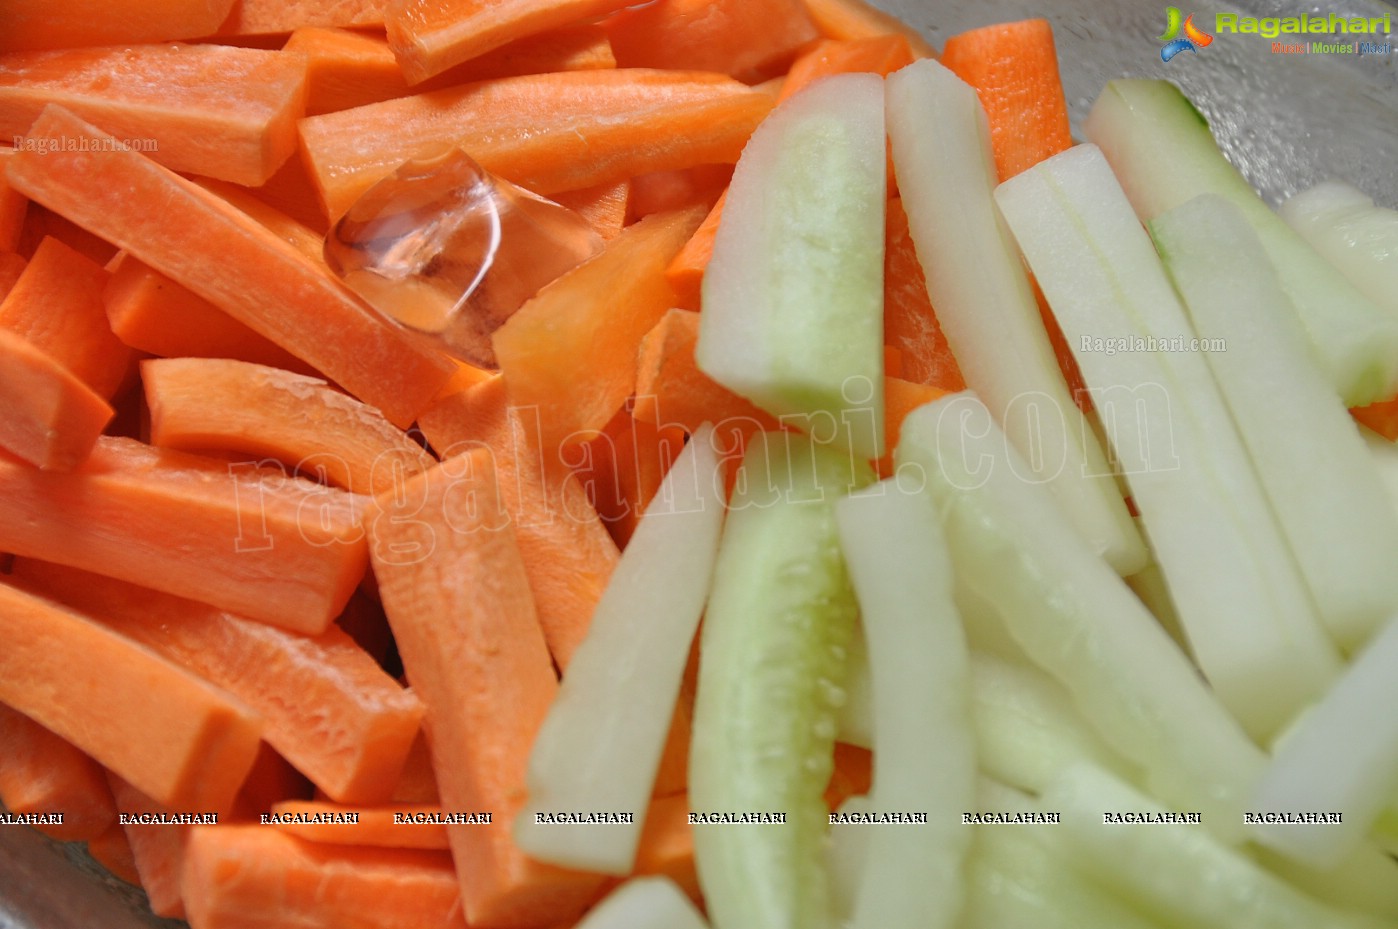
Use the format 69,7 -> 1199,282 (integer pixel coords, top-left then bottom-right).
1083,79 -> 1398,406
696,74 -> 886,459
574,877 -> 709,929
1279,180 -> 1398,321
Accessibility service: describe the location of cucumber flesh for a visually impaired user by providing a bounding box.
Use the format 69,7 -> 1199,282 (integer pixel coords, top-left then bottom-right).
1279,180 -> 1398,322
574,877 -> 710,929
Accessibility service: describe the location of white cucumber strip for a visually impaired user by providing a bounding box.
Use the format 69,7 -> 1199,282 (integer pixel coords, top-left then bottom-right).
884,58 -> 1145,575
690,430 -> 873,929
1280,180 -> 1398,320
1083,79 -> 1398,406
994,144 -> 1342,741
1041,763 -> 1390,929
1247,615 -> 1398,868
1151,194 -> 1398,652
696,73 -> 886,459
834,479 -> 974,929
574,877 -> 709,929
1253,841 -> 1398,922
896,393 -> 1264,841
834,622 -> 873,749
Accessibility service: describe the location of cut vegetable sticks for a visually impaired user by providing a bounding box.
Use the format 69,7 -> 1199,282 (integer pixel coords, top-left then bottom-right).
11,560 -> 423,805
87,824 -> 141,887
0,327 -> 113,469
267,801 -> 451,850
882,198 -> 964,391
0,154 -> 25,251
0,44 -> 308,186
1354,399 -> 1398,442
0,0 -> 236,53
664,192 -> 725,310
778,34 -> 917,101
607,0 -> 821,82
299,70 -> 774,217
217,0 -> 387,35
0,580 -> 262,812
0,252 -> 25,300
0,703 -> 115,841
633,794 -> 698,902
0,436 -> 367,634
6,105 -> 455,428
109,775 -> 192,918
800,0 -> 936,58
367,451 -> 606,927
554,180 -> 631,242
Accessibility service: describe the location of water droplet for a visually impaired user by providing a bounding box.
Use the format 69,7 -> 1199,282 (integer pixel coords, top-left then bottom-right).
324,146 -> 604,369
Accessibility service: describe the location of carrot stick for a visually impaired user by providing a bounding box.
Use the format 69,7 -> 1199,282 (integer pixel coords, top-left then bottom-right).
12,559 -> 423,805
267,800 -> 452,850
778,34 -> 917,101
0,580 -> 263,812
493,205 -> 705,451
108,775 -> 193,918
0,436 -> 367,634
1,236 -> 132,398
233,743 -> 313,819
0,328 -> 113,469
6,105 -> 455,428
16,203 -> 117,266
392,731 -> 441,804
0,252 -> 25,301
0,44 -> 308,186
366,452 -> 606,926
0,703 -> 116,841
553,180 -> 631,241
143,357 -> 436,497
800,0 -> 936,58
298,69 -> 774,218
663,190 -> 725,311
0,0 -> 236,53
416,375 -> 619,671
217,0 -> 387,35
939,18 -> 1074,182
1353,400 -> 1398,441
102,253 -> 316,374
626,164 -> 731,221
182,826 -> 468,929
575,409 -> 686,548
883,197 -> 965,391
0,152 -> 26,251
87,823 -> 142,887
384,0 -> 635,84
823,742 -> 873,810
247,153 -> 331,234
607,0 -> 820,82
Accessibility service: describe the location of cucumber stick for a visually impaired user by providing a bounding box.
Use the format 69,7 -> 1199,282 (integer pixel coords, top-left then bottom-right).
1084,79 -> 1398,406
1279,180 -> 1398,320
690,431 -> 872,929
574,878 -> 709,929
696,74 -> 885,459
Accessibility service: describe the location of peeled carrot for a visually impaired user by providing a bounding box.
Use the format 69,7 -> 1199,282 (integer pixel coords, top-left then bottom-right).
1,236 -> 132,399
234,743 -> 313,819
0,580 -> 262,812
0,328 -> 113,469
0,702 -> 116,841
392,731 -> 441,805
626,164 -> 731,221
800,0 -> 936,58
0,153 -> 25,251
218,0 -> 387,35
607,0 -> 820,82
553,179 -> 631,241
663,191 -> 725,311
0,44 -> 308,186
267,800 -> 452,850
883,197 -> 965,391
494,205 -> 705,451
0,0 -> 236,53
247,154 -> 331,234
0,436 -> 367,634
109,775 -> 193,918
576,409 -> 686,547
367,451 -> 606,926
940,18 -> 1074,182
299,70 -> 774,217
0,252 -> 25,300
6,105 -> 455,428
1353,399 -> 1398,441
87,823 -> 142,887
12,559 -> 423,805
182,826 -> 467,929
779,33 -> 917,101
384,0 -> 634,84
16,203 -> 118,266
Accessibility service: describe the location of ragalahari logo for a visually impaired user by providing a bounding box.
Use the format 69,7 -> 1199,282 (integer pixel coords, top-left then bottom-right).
1160,6 -> 1214,61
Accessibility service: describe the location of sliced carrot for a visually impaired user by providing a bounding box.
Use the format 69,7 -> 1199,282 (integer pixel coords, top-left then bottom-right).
0,702 -> 116,841
1,236 -> 132,398
607,0 -> 820,82
103,253 -> 316,374
267,800 -> 452,850
663,190 -> 725,311
553,179 -> 631,242
0,252 -> 25,301
144,357 -> 435,497
0,0 -> 236,53
384,0 -> 634,84
109,775 -> 193,918
626,164 -> 731,221
7,105 -> 455,428
182,826 -> 467,929
87,823 -> 142,887
392,731 -> 441,804
233,743 -> 313,819
0,580 -> 262,812
940,18 -> 1074,182
494,205 -> 705,451
0,436 -> 367,634
779,33 -> 916,101
366,452 -> 606,926
823,742 -> 873,810
632,794 -> 697,902
218,0 -> 387,34
0,328 -> 113,469
575,409 -> 686,548
0,153 -> 26,251
299,69 -> 774,217
248,153 -> 331,234
1354,398 -> 1398,441
16,203 -> 118,266
883,197 -> 965,391
12,559 -> 423,805
194,176 -> 326,263
800,0 -> 936,59
416,375 -> 619,671
0,44 -> 307,186
287,24 -> 615,116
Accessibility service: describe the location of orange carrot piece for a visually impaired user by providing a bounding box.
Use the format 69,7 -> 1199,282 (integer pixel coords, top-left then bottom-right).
286,24 -> 615,116
1,236 -> 132,398
493,205 -> 704,451
626,164 -> 731,221
109,775 -> 193,918
553,179 -> 630,242
0,252 -> 25,301
0,703 -> 116,841
0,0 -> 235,53
633,794 -> 698,902
663,190 -> 725,311
0,44 -> 307,186
218,0 -> 387,34
233,743 -> 314,819
1354,399 -> 1398,441
0,153 -> 26,252
416,375 -> 619,671
194,176 -> 327,264
779,34 -> 917,101
0,436 -> 367,634
800,0 -> 936,58
0,328 -> 113,469
268,800 -> 452,850
940,18 -> 1074,182
144,357 -> 435,497
392,731 -> 441,804
16,203 -> 118,266
650,700 -> 692,800
575,409 -> 685,548
879,375 -> 948,475
7,105 -> 455,428
384,0 -> 634,84
823,742 -> 873,810
883,197 -> 965,391
607,0 -> 820,82
87,823 -> 142,887
367,453 -> 606,926
12,560 -> 423,805
248,153 -> 331,234
0,580 -> 262,812
299,70 -> 775,217
182,826 -> 467,929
